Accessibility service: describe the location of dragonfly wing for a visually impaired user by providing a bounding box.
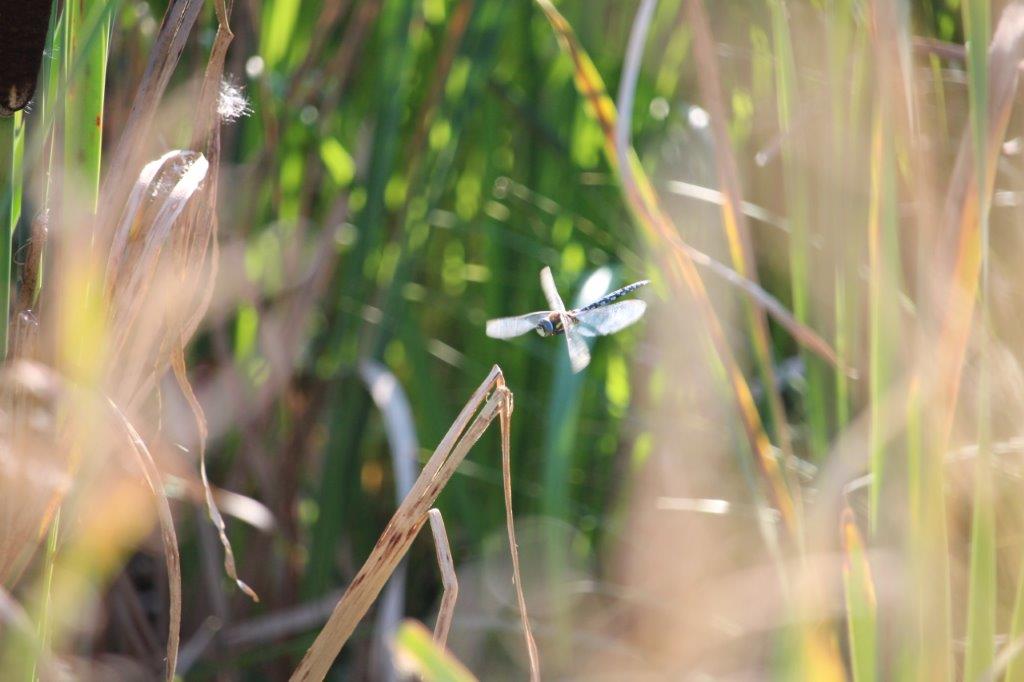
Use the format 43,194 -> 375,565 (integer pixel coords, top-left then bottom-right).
565,326 -> 591,373
539,266 -> 567,312
575,300 -> 647,337
486,311 -> 549,339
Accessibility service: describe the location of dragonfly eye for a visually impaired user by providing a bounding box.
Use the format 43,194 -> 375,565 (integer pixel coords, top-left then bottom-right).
537,319 -> 555,337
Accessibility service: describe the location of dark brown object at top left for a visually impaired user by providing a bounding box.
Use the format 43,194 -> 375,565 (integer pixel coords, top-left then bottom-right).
0,0 -> 55,116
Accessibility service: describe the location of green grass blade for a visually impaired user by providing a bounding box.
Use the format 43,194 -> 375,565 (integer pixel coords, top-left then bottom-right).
842,508 -> 877,682
1005,558 -> 1024,681
826,2 -> 864,432
64,0 -> 111,212
962,0 -> 995,679
866,108 -> 901,534
767,0 -> 829,460
305,0 -> 418,598
393,619 -> 477,682
1,111 -> 24,359
964,464 -> 996,681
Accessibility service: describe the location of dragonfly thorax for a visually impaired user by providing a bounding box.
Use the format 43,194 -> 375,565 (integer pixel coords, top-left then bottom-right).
535,313 -> 569,337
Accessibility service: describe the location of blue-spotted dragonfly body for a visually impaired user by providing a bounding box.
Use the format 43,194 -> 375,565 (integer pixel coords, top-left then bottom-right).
486,267 -> 650,373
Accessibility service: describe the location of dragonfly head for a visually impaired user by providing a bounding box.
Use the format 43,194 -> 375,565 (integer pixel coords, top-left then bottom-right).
536,318 -> 556,337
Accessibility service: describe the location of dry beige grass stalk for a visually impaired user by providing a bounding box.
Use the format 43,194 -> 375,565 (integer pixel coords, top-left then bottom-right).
427,508 -> 457,648
290,366 -> 539,681
107,399 -> 182,680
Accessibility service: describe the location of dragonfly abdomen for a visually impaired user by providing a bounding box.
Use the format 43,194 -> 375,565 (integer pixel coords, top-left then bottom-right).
578,279 -> 651,312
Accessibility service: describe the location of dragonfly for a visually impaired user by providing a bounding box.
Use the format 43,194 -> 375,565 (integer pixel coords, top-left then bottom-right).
486,267 -> 650,373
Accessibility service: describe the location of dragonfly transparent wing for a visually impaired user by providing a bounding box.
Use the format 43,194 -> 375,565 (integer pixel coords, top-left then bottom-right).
486,311 -> 550,339
540,267 -> 580,366
565,327 -> 591,373
539,266 -> 566,312
574,300 -> 647,337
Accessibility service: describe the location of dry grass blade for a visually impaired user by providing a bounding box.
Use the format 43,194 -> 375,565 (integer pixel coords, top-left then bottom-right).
173,356 -> 258,603
427,509 -> 457,648
681,244 -> 844,372
498,382 -> 540,680
107,399 -> 182,682
104,151 -> 208,296
107,152 -> 254,605
662,180 -> 789,233
177,0 -> 233,346
103,149 -> 209,403
685,0 -> 798,474
166,481 -> 276,532
105,0 -> 250,608
535,0 -> 799,538
100,0 -> 204,220
168,0 -> 257,605
927,2 -> 1024,448
291,366 -> 536,681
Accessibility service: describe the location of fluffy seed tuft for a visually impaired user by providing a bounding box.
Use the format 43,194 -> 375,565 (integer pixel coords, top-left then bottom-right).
217,79 -> 251,123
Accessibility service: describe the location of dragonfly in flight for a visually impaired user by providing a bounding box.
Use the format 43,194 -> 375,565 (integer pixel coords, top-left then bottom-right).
486,267 -> 650,373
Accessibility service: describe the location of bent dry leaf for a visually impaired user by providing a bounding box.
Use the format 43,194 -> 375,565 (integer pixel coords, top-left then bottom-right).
534,0 -> 799,538
173,354 -> 258,603
107,399 -> 182,681
103,148 -> 210,404
291,366 -> 538,681
99,146 -> 254,605
499,384 -> 540,679
170,0 -> 253,604
428,508 -> 457,648
101,0 -> 244,610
